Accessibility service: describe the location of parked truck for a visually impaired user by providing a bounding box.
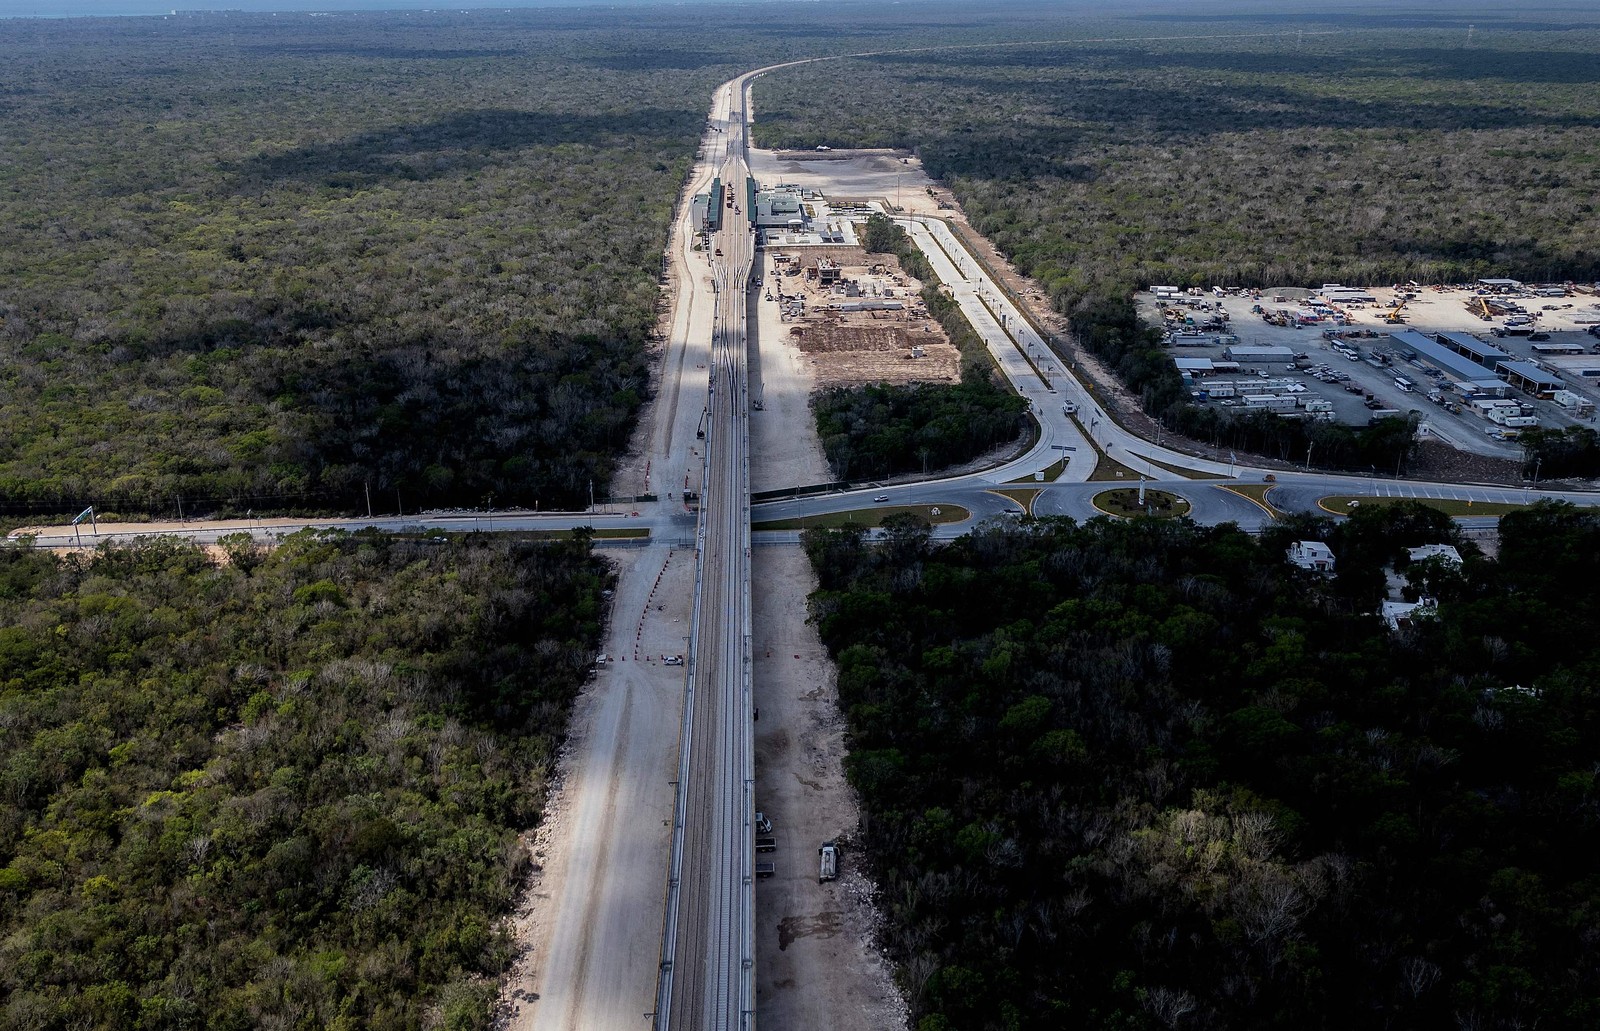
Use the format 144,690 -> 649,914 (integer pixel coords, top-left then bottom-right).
818,841 -> 838,883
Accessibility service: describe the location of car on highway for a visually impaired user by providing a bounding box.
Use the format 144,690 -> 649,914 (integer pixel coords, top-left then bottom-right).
872,494 -> 889,503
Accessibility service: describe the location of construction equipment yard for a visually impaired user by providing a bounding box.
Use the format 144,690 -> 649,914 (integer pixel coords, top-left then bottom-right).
1141,280 -> 1600,460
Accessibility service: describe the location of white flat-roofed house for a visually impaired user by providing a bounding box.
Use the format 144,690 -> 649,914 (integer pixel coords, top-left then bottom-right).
1288,540 -> 1336,573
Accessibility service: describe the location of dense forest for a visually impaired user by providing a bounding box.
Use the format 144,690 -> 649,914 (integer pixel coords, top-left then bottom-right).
0,12 -> 745,520
0,531 -> 608,1029
812,215 -> 1030,480
755,4 -> 1600,473
806,502 -> 1600,1029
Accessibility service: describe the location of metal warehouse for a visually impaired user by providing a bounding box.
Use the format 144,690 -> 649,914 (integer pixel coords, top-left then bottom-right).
1223,345 -> 1296,362
1436,332 -> 1512,368
1388,331 -> 1497,383
1498,361 -> 1563,395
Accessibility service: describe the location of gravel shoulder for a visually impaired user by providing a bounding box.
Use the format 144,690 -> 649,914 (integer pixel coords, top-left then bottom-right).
498,546 -> 694,1031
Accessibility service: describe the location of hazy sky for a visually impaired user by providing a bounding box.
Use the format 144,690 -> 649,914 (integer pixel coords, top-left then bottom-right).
0,0 -> 755,17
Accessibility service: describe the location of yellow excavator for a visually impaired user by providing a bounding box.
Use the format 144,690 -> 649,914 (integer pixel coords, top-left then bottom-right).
1383,298 -> 1409,324
1469,295 -> 1494,321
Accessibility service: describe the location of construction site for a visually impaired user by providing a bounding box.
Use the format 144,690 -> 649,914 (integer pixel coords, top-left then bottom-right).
762,246 -> 960,388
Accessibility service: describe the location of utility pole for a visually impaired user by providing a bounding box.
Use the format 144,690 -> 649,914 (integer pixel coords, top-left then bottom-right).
364,481 -> 372,520
589,479 -> 596,514
1305,443 -> 1314,471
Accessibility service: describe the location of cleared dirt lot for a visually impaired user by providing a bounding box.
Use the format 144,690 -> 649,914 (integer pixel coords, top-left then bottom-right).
749,147 -> 947,217
501,545 -> 691,1031
768,249 -> 960,389
751,546 -> 907,1030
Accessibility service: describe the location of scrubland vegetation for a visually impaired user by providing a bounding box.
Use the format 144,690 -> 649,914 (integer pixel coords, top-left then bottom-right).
807,502 -> 1600,1030
0,12 -> 740,520
0,531 -> 608,1029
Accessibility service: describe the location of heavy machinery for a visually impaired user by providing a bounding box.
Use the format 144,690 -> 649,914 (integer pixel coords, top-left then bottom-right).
1383,299 -> 1409,324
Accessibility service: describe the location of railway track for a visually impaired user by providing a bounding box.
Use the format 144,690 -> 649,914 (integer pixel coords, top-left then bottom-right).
657,76 -> 758,1031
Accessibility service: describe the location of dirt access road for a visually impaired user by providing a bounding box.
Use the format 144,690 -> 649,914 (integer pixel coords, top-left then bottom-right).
499,83 -> 726,1031
750,546 -> 907,1027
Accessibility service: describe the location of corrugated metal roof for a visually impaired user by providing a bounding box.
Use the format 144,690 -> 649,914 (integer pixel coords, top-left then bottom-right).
1388,331 -> 1494,382
1224,345 -> 1296,359
1498,361 -> 1562,387
1436,332 -> 1512,364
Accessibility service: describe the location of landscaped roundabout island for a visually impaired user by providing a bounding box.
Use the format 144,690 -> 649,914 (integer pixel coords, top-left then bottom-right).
1092,487 -> 1191,519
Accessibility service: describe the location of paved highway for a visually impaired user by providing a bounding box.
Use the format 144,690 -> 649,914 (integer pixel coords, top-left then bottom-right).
655,77 -> 757,1031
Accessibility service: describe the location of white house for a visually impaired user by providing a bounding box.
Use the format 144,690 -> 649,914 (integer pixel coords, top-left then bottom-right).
1407,544 -> 1462,565
1287,540 -> 1336,573
1382,598 -> 1438,630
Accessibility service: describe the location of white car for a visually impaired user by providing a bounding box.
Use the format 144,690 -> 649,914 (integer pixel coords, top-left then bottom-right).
662,654 -> 684,666
872,494 -> 889,503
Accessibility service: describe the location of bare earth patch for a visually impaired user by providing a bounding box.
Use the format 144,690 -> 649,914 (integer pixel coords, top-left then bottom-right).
772,250 -> 960,388
752,546 -> 908,1030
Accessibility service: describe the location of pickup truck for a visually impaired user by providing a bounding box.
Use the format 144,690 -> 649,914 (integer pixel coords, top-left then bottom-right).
818,841 -> 838,883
